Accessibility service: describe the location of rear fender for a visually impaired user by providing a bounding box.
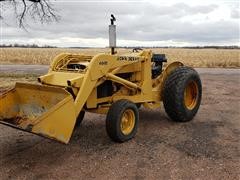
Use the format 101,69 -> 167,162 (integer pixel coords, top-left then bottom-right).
153,61 -> 184,100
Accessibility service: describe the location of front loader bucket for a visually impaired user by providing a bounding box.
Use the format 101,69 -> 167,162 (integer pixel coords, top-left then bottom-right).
0,83 -> 76,144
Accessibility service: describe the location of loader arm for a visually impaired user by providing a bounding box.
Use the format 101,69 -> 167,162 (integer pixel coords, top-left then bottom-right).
74,53 -> 144,116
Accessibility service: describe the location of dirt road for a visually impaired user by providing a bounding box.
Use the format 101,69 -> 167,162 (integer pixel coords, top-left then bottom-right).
0,67 -> 239,179
1,64 -> 240,75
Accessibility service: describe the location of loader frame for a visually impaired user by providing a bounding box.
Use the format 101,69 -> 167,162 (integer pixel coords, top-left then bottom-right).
38,50 -> 183,116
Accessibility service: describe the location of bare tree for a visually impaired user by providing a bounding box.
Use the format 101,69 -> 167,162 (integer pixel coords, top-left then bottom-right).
0,0 -> 59,28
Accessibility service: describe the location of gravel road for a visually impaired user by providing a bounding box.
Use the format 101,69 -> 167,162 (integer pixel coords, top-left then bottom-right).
0,66 -> 239,179
0,64 -> 240,75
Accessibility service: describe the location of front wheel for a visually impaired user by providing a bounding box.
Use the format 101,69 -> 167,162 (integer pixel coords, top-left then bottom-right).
106,100 -> 139,142
163,66 -> 202,122
75,111 -> 85,127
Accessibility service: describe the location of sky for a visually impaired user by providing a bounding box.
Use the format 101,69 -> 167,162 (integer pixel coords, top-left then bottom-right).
0,0 -> 240,47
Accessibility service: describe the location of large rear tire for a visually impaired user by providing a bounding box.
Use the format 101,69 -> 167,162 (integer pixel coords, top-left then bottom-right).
163,66 -> 202,122
106,100 -> 139,142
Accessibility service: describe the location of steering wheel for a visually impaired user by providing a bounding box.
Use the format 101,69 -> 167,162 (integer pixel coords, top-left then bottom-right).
132,48 -> 143,52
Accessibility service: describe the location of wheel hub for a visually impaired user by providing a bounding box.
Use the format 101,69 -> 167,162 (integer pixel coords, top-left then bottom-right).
120,109 -> 135,135
184,81 -> 199,110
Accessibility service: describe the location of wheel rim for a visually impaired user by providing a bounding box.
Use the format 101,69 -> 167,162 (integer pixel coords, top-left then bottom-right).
120,109 -> 135,135
184,81 -> 199,110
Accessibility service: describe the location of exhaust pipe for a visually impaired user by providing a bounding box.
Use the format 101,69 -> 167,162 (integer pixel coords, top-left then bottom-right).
109,14 -> 116,55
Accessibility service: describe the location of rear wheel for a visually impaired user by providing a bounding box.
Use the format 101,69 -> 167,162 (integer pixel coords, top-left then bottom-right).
106,100 -> 139,142
163,66 -> 202,122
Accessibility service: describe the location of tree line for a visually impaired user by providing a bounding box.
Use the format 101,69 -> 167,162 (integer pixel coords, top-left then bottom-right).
1,44 -> 239,49
119,46 -> 240,49
0,43 -> 57,48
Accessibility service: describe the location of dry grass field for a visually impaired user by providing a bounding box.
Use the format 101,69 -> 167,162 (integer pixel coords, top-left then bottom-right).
0,73 -> 38,94
0,48 -> 239,68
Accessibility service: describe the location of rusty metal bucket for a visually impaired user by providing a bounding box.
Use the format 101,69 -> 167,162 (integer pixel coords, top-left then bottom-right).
0,83 -> 76,144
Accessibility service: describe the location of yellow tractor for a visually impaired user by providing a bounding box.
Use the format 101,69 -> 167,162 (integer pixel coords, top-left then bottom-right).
0,15 -> 202,144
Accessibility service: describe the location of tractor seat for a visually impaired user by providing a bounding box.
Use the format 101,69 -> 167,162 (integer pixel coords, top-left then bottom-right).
151,54 -> 167,78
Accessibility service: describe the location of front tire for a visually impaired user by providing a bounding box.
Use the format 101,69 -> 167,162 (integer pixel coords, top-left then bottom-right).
136,103 -> 141,109
106,100 -> 139,142
163,66 -> 202,122
75,111 -> 85,127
